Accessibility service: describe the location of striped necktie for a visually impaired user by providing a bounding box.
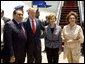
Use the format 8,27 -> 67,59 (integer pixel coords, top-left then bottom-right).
19,23 -> 27,38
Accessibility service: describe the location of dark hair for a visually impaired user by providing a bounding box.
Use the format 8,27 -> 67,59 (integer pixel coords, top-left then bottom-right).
1,9 -> 4,13
13,10 -> 17,16
36,9 -> 39,13
66,11 -> 78,23
13,9 -> 23,16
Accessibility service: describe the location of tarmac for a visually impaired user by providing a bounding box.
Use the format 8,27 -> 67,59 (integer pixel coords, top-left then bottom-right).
24,39 -> 84,63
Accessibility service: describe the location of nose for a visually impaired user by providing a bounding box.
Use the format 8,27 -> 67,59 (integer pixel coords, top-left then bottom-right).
72,18 -> 75,21
20,14 -> 23,17
20,15 -> 23,18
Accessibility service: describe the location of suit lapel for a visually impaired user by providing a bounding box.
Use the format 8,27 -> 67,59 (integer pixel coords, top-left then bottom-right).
35,19 -> 38,33
12,19 -> 24,35
27,18 -> 40,35
47,24 -> 58,35
12,19 -> 20,30
47,25 -> 52,36
26,18 -> 33,34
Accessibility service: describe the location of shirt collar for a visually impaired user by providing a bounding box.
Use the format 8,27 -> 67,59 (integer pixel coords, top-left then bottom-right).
29,17 -> 36,22
13,19 -> 20,25
68,24 -> 77,29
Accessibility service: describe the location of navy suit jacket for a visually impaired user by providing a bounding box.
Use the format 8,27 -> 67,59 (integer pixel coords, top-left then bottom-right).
3,19 -> 27,58
23,18 -> 44,53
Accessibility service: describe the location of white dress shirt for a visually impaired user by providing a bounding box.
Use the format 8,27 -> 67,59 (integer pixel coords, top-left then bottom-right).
29,18 -> 36,31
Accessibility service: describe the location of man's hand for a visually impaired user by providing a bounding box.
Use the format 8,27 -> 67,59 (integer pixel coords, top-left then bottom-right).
10,56 -> 15,63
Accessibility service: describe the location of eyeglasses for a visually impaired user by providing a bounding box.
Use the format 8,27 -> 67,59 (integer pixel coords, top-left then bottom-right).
16,13 -> 23,16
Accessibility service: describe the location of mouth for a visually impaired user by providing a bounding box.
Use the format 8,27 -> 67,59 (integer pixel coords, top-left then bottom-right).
52,21 -> 55,22
70,20 -> 74,22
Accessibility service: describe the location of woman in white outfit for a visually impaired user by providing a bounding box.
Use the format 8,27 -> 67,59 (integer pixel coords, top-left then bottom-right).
62,11 -> 84,63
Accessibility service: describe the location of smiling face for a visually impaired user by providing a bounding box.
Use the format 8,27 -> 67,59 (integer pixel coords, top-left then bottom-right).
66,11 -> 78,24
69,15 -> 76,24
14,10 -> 23,22
50,16 -> 56,24
28,8 -> 36,20
48,14 -> 57,24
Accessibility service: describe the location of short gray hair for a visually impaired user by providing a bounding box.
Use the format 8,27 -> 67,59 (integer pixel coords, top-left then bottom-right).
27,8 -> 36,14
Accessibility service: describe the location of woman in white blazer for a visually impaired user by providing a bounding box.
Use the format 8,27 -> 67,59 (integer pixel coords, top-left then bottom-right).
62,11 -> 84,63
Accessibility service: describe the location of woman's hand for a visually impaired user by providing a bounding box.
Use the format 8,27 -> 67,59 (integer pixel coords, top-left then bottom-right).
67,39 -> 73,43
66,39 -> 79,44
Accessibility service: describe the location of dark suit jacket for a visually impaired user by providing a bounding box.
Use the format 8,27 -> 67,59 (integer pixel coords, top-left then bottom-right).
3,19 -> 27,59
41,21 -> 49,26
23,18 -> 44,53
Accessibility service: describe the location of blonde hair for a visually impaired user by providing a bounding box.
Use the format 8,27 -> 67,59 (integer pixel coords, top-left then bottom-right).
47,13 -> 57,22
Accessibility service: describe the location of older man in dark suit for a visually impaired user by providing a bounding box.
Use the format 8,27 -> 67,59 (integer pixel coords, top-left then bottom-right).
23,8 -> 44,63
2,10 -> 27,63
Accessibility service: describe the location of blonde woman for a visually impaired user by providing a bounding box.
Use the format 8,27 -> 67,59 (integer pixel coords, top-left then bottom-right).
41,13 -> 62,63
62,11 -> 84,63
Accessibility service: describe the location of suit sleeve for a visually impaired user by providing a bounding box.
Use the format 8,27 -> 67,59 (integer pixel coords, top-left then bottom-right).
40,30 -> 47,38
58,27 -> 62,50
3,23 -> 14,57
39,20 -> 45,31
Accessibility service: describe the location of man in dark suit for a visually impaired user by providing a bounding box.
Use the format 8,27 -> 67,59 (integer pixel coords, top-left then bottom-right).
2,10 -> 27,63
23,8 -> 44,63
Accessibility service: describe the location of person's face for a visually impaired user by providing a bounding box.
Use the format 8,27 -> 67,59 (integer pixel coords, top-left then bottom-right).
69,15 -> 76,24
1,11 -> 4,18
28,10 -> 36,20
15,10 -> 23,22
36,12 -> 40,17
50,17 -> 56,24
